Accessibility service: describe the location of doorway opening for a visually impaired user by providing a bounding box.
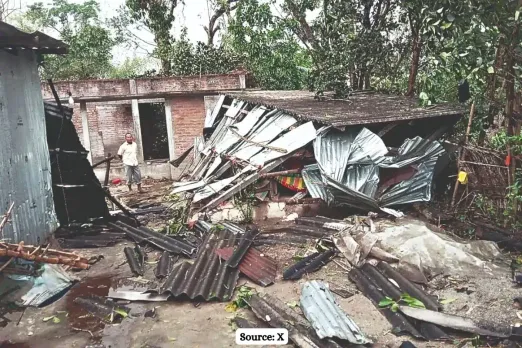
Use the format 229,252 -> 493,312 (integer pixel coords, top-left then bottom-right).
139,102 -> 169,160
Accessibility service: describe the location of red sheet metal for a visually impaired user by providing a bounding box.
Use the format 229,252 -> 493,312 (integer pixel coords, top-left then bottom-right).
216,247 -> 277,287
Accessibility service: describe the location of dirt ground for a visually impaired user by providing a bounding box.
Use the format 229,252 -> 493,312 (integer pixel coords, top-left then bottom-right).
1,180 -> 520,348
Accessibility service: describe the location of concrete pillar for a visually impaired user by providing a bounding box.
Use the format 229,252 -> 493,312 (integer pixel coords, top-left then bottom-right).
129,79 -> 144,163
165,99 -> 175,179
79,101 -> 92,164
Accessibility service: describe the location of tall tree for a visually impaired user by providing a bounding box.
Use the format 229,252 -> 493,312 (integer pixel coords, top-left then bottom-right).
204,0 -> 241,46
23,0 -> 114,80
124,0 -> 182,74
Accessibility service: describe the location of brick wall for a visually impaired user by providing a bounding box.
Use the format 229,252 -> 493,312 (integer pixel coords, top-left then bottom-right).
40,74 -> 245,177
170,96 -> 206,157
70,102 -> 134,163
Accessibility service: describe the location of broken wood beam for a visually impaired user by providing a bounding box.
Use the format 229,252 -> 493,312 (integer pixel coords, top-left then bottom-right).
260,169 -> 301,178
0,244 -> 89,269
92,155 -> 116,169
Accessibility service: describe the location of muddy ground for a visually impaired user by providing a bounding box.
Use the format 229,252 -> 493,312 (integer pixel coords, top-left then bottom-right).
1,180 -> 521,348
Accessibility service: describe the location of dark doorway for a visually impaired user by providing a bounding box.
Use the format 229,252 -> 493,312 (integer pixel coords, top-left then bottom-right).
139,103 -> 169,160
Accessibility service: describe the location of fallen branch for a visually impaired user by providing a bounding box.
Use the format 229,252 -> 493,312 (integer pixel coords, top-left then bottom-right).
0,243 -> 89,269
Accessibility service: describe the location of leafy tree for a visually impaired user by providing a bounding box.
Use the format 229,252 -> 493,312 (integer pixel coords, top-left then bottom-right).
124,0 -> 182,74
227,0 -> 311,90
23,0 -> 114,80
204,0 -> 241,46
108,57 -> 152,79
169,28 -> 243,76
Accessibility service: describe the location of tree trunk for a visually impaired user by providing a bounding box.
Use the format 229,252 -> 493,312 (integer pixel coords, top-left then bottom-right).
406,32 -> 422,96
358,71 -> 365,90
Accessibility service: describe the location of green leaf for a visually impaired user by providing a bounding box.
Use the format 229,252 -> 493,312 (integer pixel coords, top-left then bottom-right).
419,92 -> 429,100
488,66 -> 495,74
440,298 -> 456,305
441,22 -> 453,30
516,11 -> 520,21
52,316 -> 61,324
225,302 -> 238,312
391,303 -> 399,312
378,297 -> 395,307
113,308 -> 129,318
437,7 -> 444,14
42,316 -> 55,322
287,301 -> 299,308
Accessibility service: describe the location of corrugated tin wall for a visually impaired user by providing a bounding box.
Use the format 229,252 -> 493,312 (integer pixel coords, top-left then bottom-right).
0,50 -> 59,244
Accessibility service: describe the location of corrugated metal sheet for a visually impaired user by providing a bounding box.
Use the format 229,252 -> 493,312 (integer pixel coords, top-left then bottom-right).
283,250 -> 335,280
216,246 -> 277,286
0,49 -> 59,244
301,164 -> 328,202
110,221 -> 196,257
246,294 -> 346,348
348,263 -> 450,340
300,280 -> 371,344
232,112 -> 297,161
225,227 -> 258,267
0,22 -> 68,54
250,121 -> 317,167
151,229 -> 239,301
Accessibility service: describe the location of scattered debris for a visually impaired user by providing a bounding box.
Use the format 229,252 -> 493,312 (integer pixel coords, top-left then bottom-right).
216,246 -> 277,286
398,305 -> 509,338
123,246 -> 144,277
226,226 -> 258,268
300,280 -> 371,344
73,295 -> 130,324
155,251 -> 173,279
0,242 -> 90,269
110,220 -> 196,257
21,264 -> 76,307
283,249 -> 335,280
246,293 -> 346,348
148,229 -> 239,301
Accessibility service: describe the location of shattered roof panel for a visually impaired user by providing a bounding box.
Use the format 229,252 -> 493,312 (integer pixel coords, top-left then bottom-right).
0,21 -> 68,54
300,281 -> 371,344
216,246 -> 277,286
227,91 -> 465,127
152,229 -> 239,301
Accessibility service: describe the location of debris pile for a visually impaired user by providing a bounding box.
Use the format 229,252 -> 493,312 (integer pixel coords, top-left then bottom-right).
171,95 -> 456,218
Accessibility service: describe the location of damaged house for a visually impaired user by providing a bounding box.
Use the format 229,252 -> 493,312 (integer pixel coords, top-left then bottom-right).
0,22 -> 68,244
174,90 -> 465,218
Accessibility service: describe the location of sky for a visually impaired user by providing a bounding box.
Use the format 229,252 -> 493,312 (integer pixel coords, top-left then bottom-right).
17,0 -> 217,65
15,0 -> 317,66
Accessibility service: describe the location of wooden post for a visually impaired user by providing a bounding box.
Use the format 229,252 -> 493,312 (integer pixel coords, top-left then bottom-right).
129,79 -> 144,163
80,101 -> 92,164
451,102 -> 475,207
165,99 -> 175,180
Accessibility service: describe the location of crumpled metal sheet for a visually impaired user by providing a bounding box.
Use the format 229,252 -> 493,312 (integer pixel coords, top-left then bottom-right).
301,164 -> 328,202
300,281 -> 372,344
233,112 -> 297,161
193,166 -> 253,203
250,121 -> 317,166
309,127 -> 446,210
214,106 -> 267,155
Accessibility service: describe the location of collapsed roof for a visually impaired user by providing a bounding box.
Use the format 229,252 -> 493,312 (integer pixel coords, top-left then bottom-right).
173,92 -> 464,215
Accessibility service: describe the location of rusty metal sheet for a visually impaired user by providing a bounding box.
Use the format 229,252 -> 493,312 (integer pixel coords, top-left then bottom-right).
216,246 -> 277,287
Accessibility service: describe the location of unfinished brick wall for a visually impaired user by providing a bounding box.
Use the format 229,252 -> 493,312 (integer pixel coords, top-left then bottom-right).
169,96 -> 206,157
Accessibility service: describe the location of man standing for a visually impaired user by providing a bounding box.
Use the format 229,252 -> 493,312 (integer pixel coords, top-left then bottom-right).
118,133 -> 144,193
